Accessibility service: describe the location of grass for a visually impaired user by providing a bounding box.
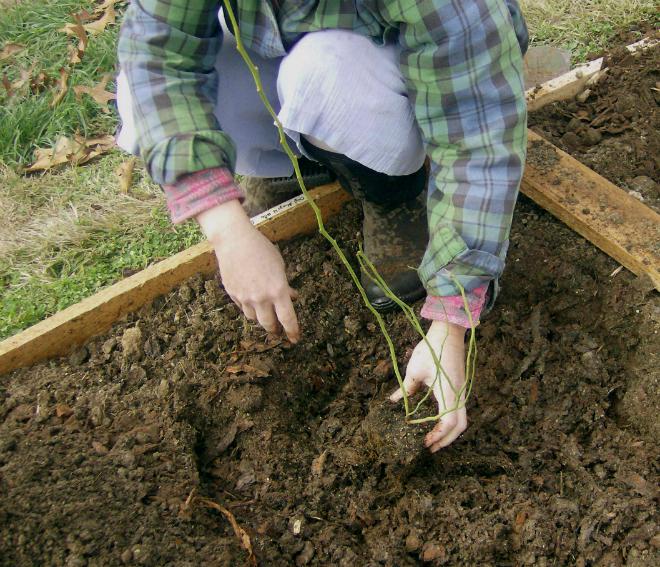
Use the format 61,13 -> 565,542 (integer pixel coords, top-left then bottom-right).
0,0 -> 119,166
0,0 -> 657,341
520,0 -> 659,61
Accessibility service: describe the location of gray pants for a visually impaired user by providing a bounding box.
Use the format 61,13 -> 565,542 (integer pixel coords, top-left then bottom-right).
117,25 -> 426,179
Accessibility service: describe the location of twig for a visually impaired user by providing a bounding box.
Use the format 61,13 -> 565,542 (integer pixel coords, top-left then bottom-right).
197,496 -> 258,567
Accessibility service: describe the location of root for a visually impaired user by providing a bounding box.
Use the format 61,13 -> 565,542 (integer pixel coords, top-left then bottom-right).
185,488 -> 258,567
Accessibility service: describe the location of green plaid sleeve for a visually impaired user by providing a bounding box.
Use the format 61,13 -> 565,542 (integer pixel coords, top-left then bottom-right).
117,0 -> 236,185
385,0 -> 528,302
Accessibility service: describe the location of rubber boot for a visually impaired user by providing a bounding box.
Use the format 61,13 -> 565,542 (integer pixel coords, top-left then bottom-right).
300,138 -> 428,312
242,157 -> 335,217
361,193 -> 428,311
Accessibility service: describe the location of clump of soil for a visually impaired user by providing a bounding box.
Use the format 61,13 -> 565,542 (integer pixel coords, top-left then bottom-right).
2,48 -> 659,567
530,42 -> 660,211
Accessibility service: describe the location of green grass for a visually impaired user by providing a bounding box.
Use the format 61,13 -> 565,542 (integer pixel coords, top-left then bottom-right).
0,205 -> 202,339
0,0 -> 658,341
0,0 -> 119,165
521,0 -> 659,62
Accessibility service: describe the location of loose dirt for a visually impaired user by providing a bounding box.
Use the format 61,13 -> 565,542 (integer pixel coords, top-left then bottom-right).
1,47 -> 659,567
530,42 -> 660,212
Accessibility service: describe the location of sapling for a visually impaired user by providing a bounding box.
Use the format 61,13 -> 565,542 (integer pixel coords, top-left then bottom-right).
221,0 -> 477,424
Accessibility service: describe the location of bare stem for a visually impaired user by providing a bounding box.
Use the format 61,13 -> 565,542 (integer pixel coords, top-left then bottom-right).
221,0 -> 477,422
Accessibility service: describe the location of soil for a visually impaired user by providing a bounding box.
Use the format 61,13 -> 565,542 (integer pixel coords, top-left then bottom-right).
2,49 -> 659,567
529,42 -> 660,212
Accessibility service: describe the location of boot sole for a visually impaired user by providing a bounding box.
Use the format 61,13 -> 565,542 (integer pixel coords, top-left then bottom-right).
368,286 -> 427,313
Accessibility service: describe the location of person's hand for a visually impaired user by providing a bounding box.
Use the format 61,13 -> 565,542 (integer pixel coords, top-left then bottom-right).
197,200 -> 300,343
390,320 -> 467,452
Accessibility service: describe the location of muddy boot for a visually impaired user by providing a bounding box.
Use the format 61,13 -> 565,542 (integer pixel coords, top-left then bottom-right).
242,157 -> 335,217
361,193 -> 428,311
300,138 -> 428,312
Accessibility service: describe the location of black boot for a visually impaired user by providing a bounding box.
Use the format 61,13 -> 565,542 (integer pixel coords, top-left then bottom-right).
301,138 -> 428,312
242,157 -> 335,217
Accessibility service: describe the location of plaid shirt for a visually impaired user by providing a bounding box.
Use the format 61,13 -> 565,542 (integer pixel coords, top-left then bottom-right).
118,0 -> 528,324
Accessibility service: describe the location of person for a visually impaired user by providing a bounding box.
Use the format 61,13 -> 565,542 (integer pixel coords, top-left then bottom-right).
116,0 -> 529,452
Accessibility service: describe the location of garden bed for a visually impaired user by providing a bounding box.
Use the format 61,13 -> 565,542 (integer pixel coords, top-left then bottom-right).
1,48 -> 659,567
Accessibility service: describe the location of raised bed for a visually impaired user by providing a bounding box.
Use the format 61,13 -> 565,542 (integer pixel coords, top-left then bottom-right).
1,40 -> 658,566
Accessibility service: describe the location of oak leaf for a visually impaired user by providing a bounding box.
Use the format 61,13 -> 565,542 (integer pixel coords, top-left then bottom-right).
24,135 -> 116,173
84,3 -> 116,35
73,74 -> 116,112
116,156 -> 136,194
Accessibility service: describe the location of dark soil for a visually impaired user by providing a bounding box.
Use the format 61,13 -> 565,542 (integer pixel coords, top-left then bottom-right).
530,42 -> 660,212
2,51 -> 659,567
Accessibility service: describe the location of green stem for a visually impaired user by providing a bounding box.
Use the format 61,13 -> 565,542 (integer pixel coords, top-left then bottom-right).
221,0 -> 478,423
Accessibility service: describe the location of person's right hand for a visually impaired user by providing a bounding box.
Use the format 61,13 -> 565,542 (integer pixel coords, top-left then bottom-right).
196,200 -> 300,343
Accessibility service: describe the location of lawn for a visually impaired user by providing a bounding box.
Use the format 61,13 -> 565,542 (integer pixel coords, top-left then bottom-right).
0,0 -> 657,340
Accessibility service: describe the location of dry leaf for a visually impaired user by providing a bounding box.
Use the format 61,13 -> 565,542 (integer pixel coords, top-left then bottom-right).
60,14 -> 88,60
25,134 -> 115,173
73,73 -> 116,112
55,404 -> 74,418
116,156 -> 136,194
50,68 -> 69,108
0,42 -> 25,61
84,3 -> 116,35
1,74 -> 11,96
29,71 -> 51,94
197,497 -> 257,567
225,363 -> 270,378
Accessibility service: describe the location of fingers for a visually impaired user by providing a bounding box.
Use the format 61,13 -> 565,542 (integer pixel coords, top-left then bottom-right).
255,304 -> 280,335
425,408 -> 467,453
232,288 -> 300,344
389,370 -> 425,403
274,295 -> 300,344
242,304 -> 257,321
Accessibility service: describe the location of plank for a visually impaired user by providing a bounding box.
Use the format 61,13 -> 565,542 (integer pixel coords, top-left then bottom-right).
522,131 -> 660,290
525,38 -> 655,112
0,183 -> 350,375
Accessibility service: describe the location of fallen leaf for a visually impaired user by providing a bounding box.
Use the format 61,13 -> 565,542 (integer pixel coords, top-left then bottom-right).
24,134 -> 115,173
73,74 -> 116,112
514,510 -> 528,533
84,3 -> 116,35
225,363 -> 270,378
311,450 -> 328,476
59,14 -> 88,61
0,42 -> 24,61
55,404 -> 74,418
116,156 -> 136,194
68,44 -> 83,65
1,74 -> 13,96
50,68 -> 69,108
29,71 -> 51,94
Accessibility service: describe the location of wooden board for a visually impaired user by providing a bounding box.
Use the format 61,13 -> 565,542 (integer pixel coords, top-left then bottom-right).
522,131 -> 660,289
525,38 -> 655,112
0,183 -> 350,375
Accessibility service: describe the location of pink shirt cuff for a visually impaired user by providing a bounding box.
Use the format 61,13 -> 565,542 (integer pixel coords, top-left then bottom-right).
162,167 -> 244,224
420,284 -> 489,328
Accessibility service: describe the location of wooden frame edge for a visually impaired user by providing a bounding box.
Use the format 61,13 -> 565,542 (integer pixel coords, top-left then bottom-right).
0,183 -> 350,375
525,38 -> 655,112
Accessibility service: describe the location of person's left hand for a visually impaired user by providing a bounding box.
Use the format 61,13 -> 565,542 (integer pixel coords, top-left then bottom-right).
390,320 -> 468,452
